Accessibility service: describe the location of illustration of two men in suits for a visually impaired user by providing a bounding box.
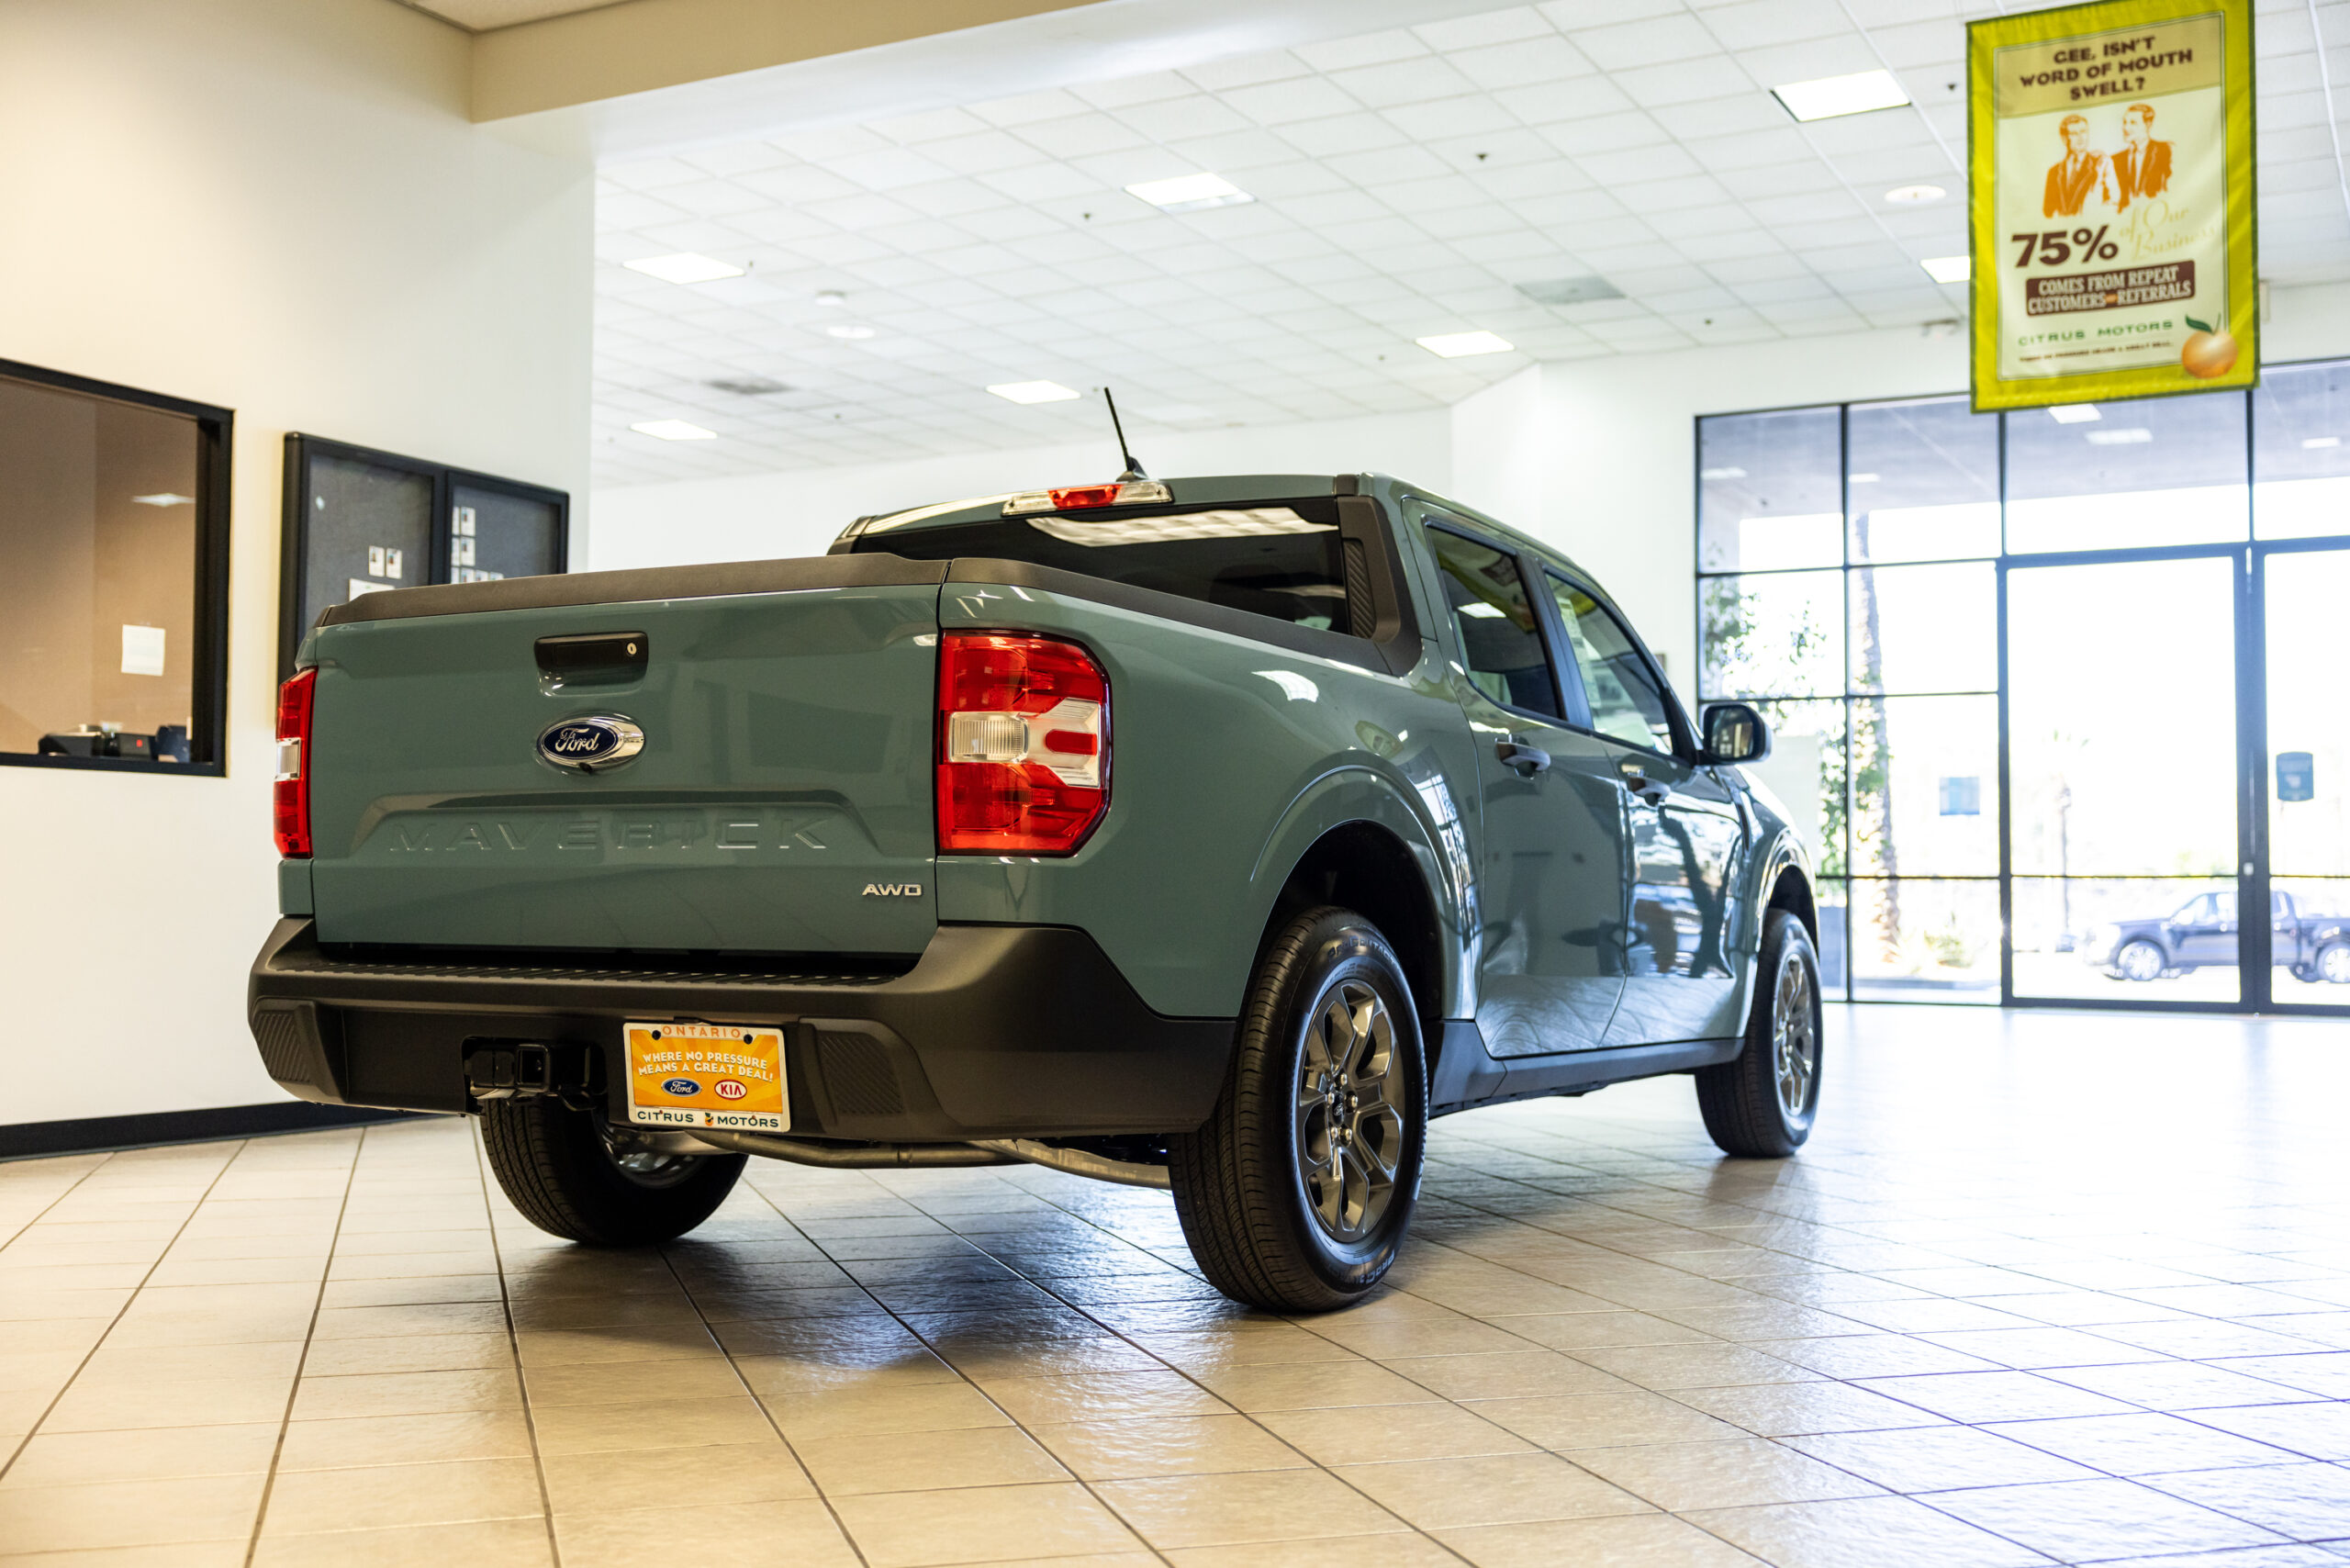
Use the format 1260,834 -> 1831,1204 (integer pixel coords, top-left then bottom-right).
2042,104 -> 2172,218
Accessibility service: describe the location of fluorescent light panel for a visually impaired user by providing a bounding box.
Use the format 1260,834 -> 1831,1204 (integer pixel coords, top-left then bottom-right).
1125,174 -> 1253,213
130,492 -> 194,507
1774,69 -> 1910,122
623,252 -> 744,285
2049,405 -> 2102,424
988,381 -> 1081,405
1416,330 -> 1514,358
1920,255 -> 1971,284
632,419 -> 718,441
1886,184 -> 1945,206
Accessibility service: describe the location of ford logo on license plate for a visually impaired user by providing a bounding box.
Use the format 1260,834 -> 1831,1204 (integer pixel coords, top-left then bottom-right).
538,714 -> 645,772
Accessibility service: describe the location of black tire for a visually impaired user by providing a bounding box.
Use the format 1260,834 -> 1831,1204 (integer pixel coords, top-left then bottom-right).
1169,907 -> 1427,1313
1696,909 -> 1821,1159
481,1098 -> 744,1246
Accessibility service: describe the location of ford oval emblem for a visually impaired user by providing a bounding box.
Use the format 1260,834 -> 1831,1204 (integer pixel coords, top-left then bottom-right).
661,1077 -> 699,1097
537,714 -> 645,772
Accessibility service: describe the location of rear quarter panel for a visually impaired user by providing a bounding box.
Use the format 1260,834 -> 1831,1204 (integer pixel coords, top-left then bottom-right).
934,579 -> 1476,1020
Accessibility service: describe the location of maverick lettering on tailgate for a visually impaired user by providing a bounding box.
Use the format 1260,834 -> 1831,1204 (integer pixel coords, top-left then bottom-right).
381,811 -> 832,854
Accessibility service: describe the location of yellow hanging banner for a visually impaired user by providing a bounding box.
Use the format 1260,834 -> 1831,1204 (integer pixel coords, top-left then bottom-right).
1968,0 -> 2256,410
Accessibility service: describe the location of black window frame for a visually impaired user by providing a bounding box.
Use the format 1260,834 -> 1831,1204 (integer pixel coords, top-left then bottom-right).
279,433 -> 569,681
0,355 -> 233,779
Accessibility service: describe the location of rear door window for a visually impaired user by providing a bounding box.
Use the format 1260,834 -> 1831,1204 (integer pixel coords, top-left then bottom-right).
1425,525 -> 1559,719
856,502 -> 1349,631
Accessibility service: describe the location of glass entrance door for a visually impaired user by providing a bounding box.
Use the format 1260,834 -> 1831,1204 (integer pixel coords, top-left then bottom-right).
2262,545 -> 2350,1005
2004,554 -> 2244,1005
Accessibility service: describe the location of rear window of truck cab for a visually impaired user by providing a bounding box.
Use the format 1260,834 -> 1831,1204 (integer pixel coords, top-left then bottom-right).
852,499 -> 1350,633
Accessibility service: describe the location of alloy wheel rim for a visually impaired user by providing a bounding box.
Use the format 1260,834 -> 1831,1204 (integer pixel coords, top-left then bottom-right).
2324,946 -> 2350,984
1295,979 -> 1404,1242
1771,950 -> 1816,1121
2120,942 -> 2164,981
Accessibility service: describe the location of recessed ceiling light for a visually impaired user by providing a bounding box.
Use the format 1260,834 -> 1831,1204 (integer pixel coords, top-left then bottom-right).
1700,466 -> 1747,480
1416,330 -> 1515,358
1886,184 -> 1946,206
826,324 -> 876,340
129,492 -> 194,507
2304,435 -> 2342,449
631,419 -> 718,441
815,290 -> 848,308
1773,69 -> 1910,121
621,252 -> 745,285
1125,173 -> 1254,213
1920,254 -> 1971,284
1849,473 -> 1882,484
2086,428 -> 2153,445
987,381 -> 1081,405
2049,404 -> 2101,424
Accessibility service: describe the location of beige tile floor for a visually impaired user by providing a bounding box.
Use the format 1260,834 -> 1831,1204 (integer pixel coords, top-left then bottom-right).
5,1004 -> 2350,1567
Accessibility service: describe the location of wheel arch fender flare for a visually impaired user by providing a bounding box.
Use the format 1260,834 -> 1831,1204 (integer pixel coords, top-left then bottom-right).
1244,763 -> 1469,1032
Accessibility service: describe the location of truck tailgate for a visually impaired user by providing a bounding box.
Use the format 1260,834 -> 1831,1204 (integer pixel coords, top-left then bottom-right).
305,563 -> 944,956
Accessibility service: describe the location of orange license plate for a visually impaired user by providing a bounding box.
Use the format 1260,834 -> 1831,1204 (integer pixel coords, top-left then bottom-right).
623,1021 -> 789,1132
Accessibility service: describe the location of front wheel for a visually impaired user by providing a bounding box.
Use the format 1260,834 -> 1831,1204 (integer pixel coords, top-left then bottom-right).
2115,939 -> 2167,982
1169,907 -> 1427,1313
2319,943 -> 2350,984
1696,909 -> 1821,1159
482,1097 -> 744,1246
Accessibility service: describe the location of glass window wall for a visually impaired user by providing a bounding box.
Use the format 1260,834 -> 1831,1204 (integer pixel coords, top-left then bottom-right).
1698,363 -> 2350,1013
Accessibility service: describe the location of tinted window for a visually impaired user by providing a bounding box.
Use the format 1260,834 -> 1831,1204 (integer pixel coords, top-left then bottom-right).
1550,577 -> 1674,753
857,502 -> 1348,631
1425,526 -> 1557,719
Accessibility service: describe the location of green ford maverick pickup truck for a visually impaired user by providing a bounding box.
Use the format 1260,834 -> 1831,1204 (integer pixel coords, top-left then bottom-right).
251,472 -> 1822,1312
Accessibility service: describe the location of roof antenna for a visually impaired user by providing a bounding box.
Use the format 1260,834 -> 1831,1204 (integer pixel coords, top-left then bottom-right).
1101,387 -> 1147,481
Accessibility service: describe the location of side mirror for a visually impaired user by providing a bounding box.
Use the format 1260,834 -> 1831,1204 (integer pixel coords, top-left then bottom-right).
1702,702 -> 1771,764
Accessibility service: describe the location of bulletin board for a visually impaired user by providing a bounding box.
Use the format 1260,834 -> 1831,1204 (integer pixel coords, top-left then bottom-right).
279,434 -> 568,679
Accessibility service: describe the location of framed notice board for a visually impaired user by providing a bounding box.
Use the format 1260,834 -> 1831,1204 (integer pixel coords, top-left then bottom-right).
279,434 -> 567,679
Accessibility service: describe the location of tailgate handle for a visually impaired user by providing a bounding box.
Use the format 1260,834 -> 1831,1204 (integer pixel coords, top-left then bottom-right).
536,632 -> 648,689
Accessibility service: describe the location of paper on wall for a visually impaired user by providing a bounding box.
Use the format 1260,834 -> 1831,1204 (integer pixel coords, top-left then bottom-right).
122,624 -> 166,677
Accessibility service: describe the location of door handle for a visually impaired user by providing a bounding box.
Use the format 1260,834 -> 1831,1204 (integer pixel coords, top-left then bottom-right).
1495,739 -> 1550,777
1618,761 -> 1671,803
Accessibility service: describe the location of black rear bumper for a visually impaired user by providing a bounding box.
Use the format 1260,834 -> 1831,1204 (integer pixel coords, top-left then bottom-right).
248,919 -> 1233,1140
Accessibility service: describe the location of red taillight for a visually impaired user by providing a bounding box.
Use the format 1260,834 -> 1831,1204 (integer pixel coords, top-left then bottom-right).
936,633 -> 1109,855
274,669 -> 315,858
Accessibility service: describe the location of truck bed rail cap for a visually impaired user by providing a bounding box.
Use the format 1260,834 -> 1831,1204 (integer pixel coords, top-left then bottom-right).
314,554 -> 951,627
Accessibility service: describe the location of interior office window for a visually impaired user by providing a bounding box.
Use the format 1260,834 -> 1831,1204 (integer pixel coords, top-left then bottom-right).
1846,397 -> 1999,563
1425,525 -> 1558,718
0,360 -> 229,774
281,436 -> 567,678
2254,361 -> 2350,539
1550,577 -> 1674,753
1697,406 -> 1841,573
2006,387 -> 2248,553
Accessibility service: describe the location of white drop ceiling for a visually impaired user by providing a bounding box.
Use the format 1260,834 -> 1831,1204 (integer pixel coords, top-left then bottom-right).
594,0 -> 2350,487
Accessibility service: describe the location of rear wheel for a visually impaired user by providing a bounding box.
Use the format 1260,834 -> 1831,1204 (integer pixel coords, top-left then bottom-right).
1696,909 -> 1821,1159
481,1097 -> 744,1246
1169,907 -> 1427,1313
2115,939 -> 2166,981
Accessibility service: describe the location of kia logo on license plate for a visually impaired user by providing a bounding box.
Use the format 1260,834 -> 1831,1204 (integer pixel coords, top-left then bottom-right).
538,715 -> 645,772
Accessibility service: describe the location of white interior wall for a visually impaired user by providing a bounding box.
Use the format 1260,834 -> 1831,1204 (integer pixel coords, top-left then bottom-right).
588,409 -> 1451,570
0,0 -> 593,1128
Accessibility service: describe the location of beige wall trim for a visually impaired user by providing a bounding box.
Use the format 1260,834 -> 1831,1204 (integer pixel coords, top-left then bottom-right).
471,0 -> 1104,121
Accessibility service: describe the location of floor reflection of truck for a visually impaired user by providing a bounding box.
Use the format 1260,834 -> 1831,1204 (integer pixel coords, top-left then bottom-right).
2081,890 -> 2350,982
